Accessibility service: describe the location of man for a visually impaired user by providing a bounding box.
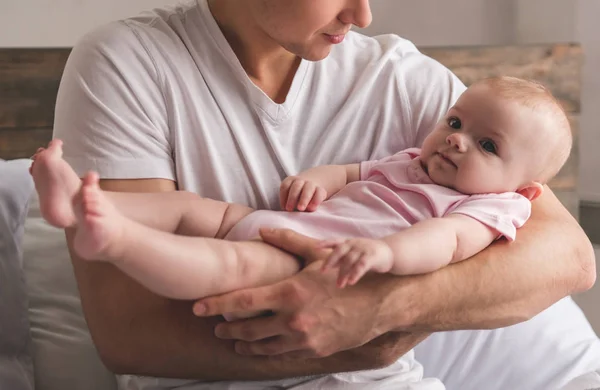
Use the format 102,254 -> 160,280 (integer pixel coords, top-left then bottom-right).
54,0 -> 595,388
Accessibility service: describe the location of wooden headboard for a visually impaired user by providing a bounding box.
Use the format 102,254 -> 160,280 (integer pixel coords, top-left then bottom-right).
0,44 -> 582,215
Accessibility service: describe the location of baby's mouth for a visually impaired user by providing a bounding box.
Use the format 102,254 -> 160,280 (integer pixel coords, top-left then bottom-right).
436,152 -> 457,168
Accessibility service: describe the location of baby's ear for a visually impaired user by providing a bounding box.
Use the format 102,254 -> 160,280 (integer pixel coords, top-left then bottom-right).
517,182 -> 544,201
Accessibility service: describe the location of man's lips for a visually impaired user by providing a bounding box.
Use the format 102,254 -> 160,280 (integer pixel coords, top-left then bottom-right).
323,32 -> 348,44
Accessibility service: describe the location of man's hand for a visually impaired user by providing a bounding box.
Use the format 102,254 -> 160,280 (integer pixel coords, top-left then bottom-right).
319,237 -> 395,288
279,176 -> 327,212
193,228 -> 401,359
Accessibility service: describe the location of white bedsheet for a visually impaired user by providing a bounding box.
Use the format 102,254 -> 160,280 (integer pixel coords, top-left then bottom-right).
415,297 -> 600,390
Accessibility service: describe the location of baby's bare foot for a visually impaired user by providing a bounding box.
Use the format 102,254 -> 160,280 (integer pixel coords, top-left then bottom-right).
73,173 -> 125,261
30,140 -> 81,228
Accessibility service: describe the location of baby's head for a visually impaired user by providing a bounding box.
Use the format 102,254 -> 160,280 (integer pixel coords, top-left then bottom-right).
420,76 -> 572,200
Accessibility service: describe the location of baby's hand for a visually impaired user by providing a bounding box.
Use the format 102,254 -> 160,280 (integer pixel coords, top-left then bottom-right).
319,238 -> 394,288
280,176 -> 327,212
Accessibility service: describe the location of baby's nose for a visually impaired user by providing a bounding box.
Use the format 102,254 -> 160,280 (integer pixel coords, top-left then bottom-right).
446,133 -> 467,151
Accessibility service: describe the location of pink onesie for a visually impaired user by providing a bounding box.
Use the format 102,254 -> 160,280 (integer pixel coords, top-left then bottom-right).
226,148 -> 531,243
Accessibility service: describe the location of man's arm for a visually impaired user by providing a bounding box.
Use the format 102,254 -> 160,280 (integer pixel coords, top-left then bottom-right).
70,178 -> 417,379
382,186 -> 596,332
194,186 -> 595,359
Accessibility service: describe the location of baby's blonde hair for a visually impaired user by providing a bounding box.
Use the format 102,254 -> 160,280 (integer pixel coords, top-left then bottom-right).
476,76 -> 572,183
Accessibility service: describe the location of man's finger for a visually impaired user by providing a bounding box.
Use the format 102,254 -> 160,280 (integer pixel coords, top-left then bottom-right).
234,335 -> 306,356
259,228 -> 322,258
214,314 -> 288,341
193,285 -> 284,317
279,349 -> 320,360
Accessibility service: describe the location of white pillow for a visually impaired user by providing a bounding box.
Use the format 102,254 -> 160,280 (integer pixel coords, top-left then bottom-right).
22,190 -> 118,390
0,159 -> 35,390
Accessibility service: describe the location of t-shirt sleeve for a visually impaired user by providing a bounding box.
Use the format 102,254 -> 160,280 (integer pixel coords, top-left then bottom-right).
397,51 -> 467,148
446,193 -> 532,241
53,20 -> 174,180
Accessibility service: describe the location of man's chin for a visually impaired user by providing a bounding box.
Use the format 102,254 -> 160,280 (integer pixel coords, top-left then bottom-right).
299,46 -> 333,62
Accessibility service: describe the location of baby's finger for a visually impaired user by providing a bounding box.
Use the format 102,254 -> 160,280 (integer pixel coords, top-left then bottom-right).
338,274 -> 352,289
305,187 -> 327,212
336,252 -> 361,286
285,180 -> 305,211
279,180 -> 292,210
347,255 -> 370,286
322,251 -> 345,272
337,265 -> 355,289
297,184 -> 316,211
317,238 -> 345,249
323,244 -> 351,271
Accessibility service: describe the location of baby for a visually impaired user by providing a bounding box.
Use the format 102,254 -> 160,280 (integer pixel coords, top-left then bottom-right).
31,76 -> 572,300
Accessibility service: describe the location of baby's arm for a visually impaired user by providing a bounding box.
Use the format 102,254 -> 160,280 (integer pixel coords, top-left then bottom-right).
322,214 -> 498,287
383,214 -> 498,274
280,163 -> 360,211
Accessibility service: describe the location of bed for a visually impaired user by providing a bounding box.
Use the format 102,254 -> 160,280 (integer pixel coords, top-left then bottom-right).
1,43 -> 599,390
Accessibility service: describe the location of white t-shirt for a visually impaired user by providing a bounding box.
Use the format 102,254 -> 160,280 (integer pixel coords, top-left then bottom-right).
53,0 -> 464,388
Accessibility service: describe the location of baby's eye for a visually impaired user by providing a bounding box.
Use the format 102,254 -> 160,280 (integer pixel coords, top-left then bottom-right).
447,116 -> 461,129
479,139 -> 497,154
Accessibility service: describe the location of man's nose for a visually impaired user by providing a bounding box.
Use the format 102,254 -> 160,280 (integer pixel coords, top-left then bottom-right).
446,133 -> 467,152
339,0 -> 373,29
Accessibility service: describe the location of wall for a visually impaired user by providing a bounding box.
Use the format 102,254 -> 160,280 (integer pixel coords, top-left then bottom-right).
576,0 -> 600,202
0,0 -> 179,47
360,0 -> 515,46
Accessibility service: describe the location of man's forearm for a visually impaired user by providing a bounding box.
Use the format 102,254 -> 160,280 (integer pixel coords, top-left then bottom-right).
101,295 -> 410,380
69,232 -> 418,380
377,188 -> 596,333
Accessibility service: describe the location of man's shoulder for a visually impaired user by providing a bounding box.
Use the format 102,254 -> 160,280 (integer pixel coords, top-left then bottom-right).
72,1 -> 200,63
340,32 -> 422,59
331,32 -> 454,85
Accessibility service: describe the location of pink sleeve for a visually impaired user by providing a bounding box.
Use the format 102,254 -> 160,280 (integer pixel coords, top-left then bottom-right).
360,159 -> 385,180
447,193 -> 531,241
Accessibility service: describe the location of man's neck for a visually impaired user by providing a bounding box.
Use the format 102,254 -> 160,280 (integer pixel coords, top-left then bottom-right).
208,0 -> 301,103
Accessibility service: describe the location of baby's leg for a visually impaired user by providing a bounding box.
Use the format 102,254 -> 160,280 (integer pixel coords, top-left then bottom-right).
104,190 -> 252,238
73,176 -> 299,299
31,140 -> 252,237
30,140 -> 81,227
